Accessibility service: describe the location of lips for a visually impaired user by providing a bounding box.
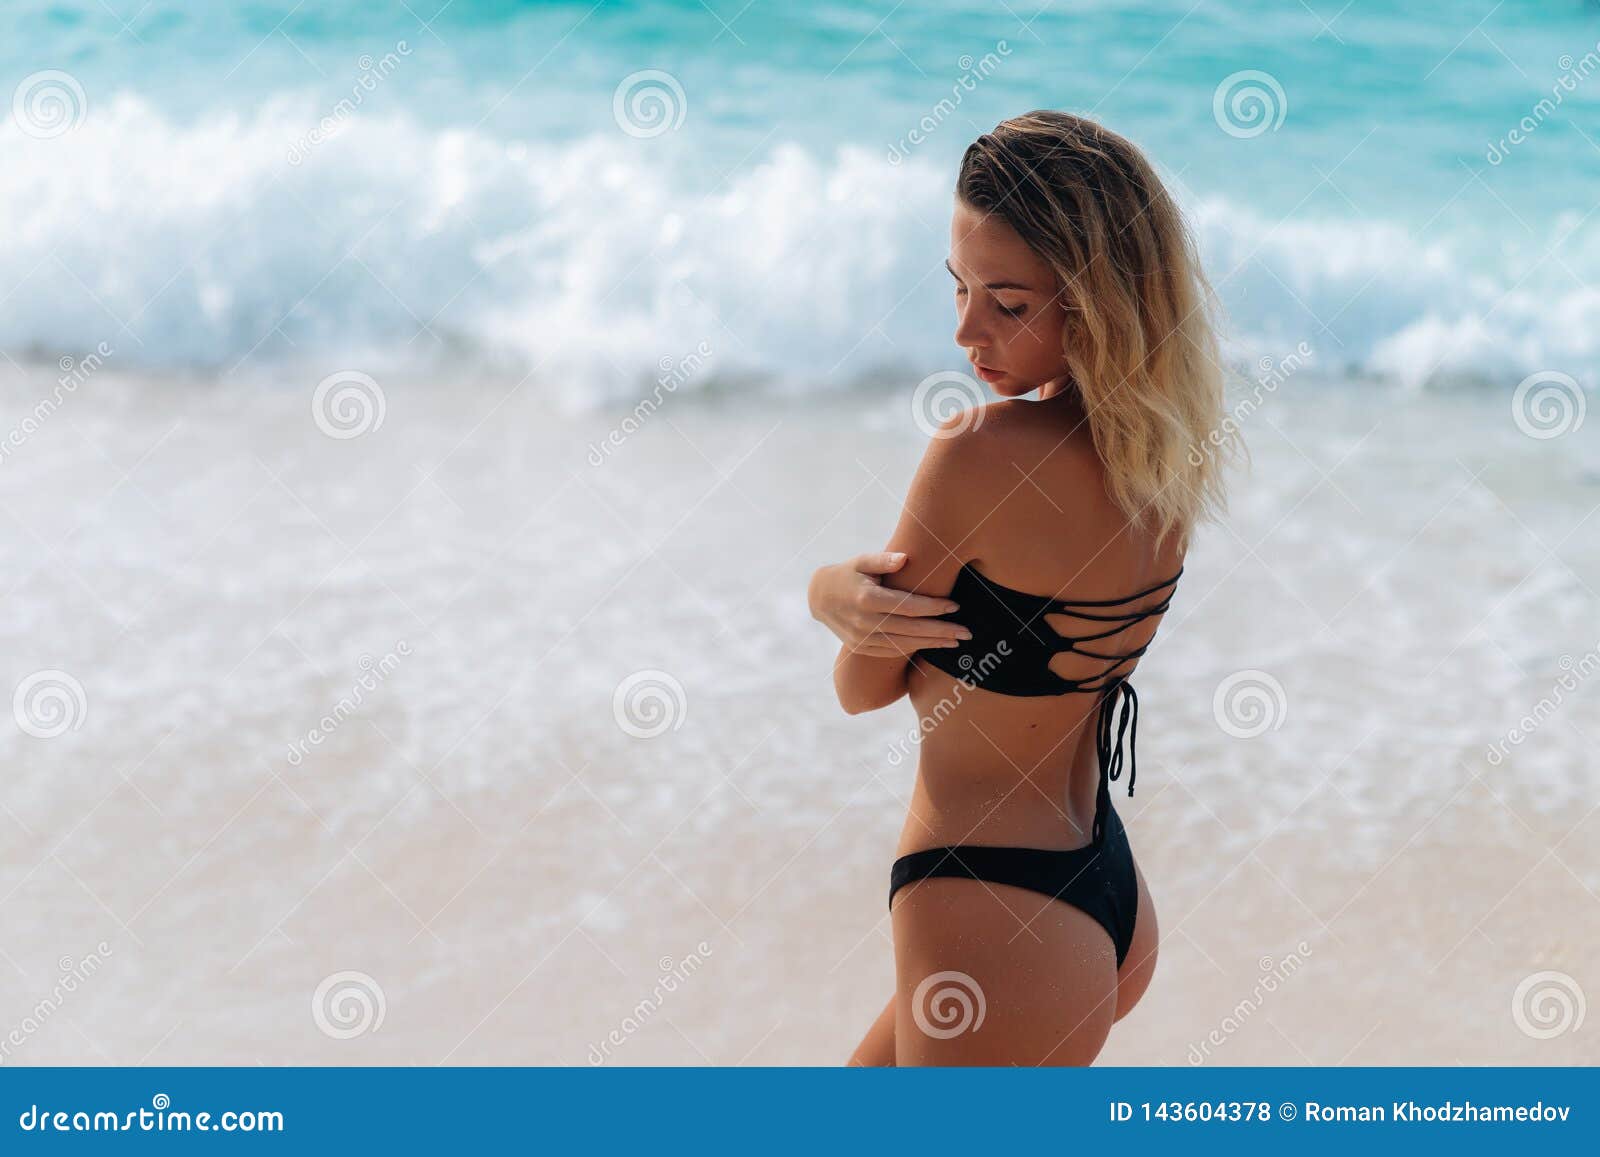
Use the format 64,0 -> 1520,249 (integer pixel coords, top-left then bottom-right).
972,362 -> 1005,383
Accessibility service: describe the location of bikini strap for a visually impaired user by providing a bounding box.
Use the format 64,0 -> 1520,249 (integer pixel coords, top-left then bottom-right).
1050,566 -> 1183,612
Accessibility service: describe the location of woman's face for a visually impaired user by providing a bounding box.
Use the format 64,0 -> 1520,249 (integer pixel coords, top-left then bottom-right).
948,198 -> 1072,398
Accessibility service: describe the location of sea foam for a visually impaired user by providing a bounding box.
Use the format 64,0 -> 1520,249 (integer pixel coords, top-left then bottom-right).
2,94 -> 1594,403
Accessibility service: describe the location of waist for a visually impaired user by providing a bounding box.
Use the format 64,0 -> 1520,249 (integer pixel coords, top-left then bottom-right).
894,750 -> 1107,857
903,664 -> 1126,774
894,674 -> 1145,855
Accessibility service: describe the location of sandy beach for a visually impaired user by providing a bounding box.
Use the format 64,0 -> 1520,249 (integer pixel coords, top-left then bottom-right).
1,364 -> 1595,1065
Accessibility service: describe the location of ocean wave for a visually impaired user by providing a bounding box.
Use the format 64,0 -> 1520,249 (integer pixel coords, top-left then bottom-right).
1,94 -> 1593,402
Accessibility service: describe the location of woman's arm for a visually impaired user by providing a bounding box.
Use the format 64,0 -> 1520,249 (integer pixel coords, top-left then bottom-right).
831,417 -> 983,714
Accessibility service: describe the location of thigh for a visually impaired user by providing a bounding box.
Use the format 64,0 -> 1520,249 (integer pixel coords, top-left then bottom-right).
891,876 -> 1119,1066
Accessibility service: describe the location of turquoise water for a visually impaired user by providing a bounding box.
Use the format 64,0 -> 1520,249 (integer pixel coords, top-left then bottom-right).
2,0 -> 1596,392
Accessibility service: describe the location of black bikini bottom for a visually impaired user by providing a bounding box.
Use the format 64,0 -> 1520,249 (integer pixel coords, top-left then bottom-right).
887,803 -> 1138,968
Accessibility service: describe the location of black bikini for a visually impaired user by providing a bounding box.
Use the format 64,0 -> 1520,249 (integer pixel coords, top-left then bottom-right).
888,560 -> 1182,969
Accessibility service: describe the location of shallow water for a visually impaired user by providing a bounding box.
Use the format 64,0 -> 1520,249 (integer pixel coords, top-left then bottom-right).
0,366 -> 1594,1064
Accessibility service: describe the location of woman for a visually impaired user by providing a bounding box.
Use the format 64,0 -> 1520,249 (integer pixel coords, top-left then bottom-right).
808,111 -> 1237,1065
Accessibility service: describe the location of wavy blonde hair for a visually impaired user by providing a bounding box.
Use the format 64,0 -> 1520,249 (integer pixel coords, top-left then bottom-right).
957,110 -> 1238,552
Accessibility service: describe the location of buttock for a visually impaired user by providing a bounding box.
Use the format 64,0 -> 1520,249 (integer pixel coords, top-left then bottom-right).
888,805 -> 1139,968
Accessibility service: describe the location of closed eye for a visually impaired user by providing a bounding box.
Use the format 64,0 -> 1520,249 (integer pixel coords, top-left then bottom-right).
953,284 -> 1025,318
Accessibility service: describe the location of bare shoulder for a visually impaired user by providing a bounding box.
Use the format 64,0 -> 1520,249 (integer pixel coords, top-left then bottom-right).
934,398 -> 1100,487
921,397 -> 1178,580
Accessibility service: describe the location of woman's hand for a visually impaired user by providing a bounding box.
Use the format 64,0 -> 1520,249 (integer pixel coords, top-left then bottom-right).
807,551 -> 972,658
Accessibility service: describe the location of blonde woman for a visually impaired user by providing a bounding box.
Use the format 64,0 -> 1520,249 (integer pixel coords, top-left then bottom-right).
808,111 -> 1239,1066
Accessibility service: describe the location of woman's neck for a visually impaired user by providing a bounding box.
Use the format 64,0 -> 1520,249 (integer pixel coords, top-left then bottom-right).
1037,375 -> 1084,412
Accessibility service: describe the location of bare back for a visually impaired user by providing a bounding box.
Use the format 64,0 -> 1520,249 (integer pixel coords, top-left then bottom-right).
896,394 -> 1186,857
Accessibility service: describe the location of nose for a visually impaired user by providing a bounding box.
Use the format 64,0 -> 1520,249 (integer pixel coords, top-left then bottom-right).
953,296 -> 989,356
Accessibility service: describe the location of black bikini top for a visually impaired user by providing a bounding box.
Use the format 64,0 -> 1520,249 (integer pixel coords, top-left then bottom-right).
914,560 -> 1182,841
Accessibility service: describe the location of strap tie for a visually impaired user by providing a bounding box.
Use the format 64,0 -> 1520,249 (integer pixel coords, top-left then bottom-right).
1091,677 -> 1138,845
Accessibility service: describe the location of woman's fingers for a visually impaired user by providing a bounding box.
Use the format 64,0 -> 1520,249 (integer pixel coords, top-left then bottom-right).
869,614 -> 971,643
851,634 -> 959,658
851,550 -> 909,576
822,552 -> 968,651
858,582 -> 960,619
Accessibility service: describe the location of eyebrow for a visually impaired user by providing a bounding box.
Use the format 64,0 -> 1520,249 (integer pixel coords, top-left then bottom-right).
944,258 -> 1036,293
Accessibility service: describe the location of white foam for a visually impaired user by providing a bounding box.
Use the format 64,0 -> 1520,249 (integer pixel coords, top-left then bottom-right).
2,94 -> 1594,400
